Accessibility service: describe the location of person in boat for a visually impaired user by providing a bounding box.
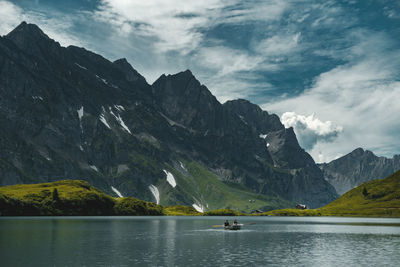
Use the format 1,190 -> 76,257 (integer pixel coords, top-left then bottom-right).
233,219 -> 238,225
224,220 -> 230,227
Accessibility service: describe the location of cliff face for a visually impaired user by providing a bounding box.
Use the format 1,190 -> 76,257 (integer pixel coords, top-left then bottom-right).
319,148 -> 400,195
222,99 -> 337,206
0,22 -> 337,209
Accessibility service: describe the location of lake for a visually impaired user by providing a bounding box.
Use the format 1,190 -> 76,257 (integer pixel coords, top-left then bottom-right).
1,216 -> 400,266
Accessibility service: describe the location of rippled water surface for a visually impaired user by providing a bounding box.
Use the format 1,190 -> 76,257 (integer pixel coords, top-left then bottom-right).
1,216 -> 400,266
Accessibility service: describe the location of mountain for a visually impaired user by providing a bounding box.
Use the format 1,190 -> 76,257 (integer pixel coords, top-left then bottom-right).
0,22 -> 337,210
265,169 -> 400,217
320,169 -> 400,217
319,148 -> 400,195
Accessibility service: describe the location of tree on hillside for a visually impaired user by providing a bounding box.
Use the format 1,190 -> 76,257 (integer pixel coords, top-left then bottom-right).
52,188 -> 60,201
362,187 -> 368,197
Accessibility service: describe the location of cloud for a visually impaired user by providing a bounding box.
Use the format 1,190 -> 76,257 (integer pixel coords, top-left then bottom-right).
94,0 -> 290,54
255,32 -> 302,56
265,29 -> 400,162
195,46 -> 263,76
216,0 -> 288,24
89,0 -> 297,99
0,1 -> 23,34
191,45 -> 281,102
281,112 -> 343,150
383,2 -> 400,19
94,0 -> 225,54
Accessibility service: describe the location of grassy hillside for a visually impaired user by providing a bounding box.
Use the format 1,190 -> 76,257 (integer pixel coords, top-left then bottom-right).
0,180 -> 238,216
0,180 -> 163,216
160,161 -> 294,213
163,205 -> 200,216
262,170 -> 400,217
7,169 -> 398,217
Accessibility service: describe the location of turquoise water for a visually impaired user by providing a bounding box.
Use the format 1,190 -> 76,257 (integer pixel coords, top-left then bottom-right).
1,216 -> 400,266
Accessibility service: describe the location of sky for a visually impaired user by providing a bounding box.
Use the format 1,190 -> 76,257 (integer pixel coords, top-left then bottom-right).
1,0 -> 400,162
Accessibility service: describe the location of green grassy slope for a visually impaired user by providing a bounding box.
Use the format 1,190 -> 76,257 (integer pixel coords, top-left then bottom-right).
262,170 -> 400,217
0,178 -> 291,216
0,180 -> 163,216
163,205 -> 200,216
161,161 -> 294,213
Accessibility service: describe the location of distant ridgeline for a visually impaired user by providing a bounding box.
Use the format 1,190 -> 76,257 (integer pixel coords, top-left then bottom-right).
263,169 -> 400,218
0,22 -> 339,211
319,148 -> 400,195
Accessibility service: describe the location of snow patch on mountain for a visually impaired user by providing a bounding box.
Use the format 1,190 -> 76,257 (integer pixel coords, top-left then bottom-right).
95,74 -> 109,85
163,170 -> 176,187
75,63 -> 87,70
115,105 -> 125,112
32,96 -> 43,100
99,107 -> 111,129
99,114 -> 111,129
110,108 -> 132,134
89,165 -> 99,172
111,186 -> 123,198
118,118 -> 131,133
179,161 -> 187,171
149,185 -> 160,204
77,106 -> 84,120
192,204 -> 204,213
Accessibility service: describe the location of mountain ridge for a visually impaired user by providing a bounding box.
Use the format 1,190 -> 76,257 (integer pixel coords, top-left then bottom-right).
264,169 -> 400,217
319,148 -> 400,195
0,22 -> 337,210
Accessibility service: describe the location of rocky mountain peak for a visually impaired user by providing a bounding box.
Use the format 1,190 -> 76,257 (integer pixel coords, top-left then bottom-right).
6,21 -> 57,47
159,69 -> 198,88
319,148 -> 400,195
113,58 -> 146,83
223,99 -> 284,133
5,21 -> 60,59
7,21 -> 46,37
167,69 -> 193,79
266,126 -> 316,168
350,147 -> 365,156
152,69 -> 221,130
224,98 -> 256,108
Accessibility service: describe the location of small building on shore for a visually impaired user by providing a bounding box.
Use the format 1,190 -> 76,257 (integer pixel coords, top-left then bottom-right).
295,204 -> 307,210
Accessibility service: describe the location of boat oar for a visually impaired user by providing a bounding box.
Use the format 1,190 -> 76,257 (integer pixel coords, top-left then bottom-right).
212,225 -> 224,228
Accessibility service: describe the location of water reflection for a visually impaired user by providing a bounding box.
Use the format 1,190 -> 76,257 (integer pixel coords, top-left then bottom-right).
1,216 -> 400,266
164,218 -> 176,266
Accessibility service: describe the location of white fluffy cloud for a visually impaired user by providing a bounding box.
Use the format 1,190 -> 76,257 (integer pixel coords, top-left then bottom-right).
266,30 -> 400,162
94,0 -> 288,54
281,112 -> 343,150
